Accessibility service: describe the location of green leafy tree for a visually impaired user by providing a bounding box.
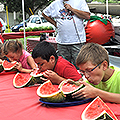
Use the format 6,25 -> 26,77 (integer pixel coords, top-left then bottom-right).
86,0 -> 119,3
0,0 -> 53,20
0,0 -> 119,14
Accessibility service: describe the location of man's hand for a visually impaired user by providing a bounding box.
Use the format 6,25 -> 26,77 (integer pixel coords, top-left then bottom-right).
64,3 -> 73,12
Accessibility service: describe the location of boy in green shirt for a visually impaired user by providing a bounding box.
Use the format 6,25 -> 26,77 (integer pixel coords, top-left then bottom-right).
72,42 -> 120,104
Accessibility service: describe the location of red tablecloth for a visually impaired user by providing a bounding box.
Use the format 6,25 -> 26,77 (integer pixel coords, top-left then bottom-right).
2,30 -> 55,40
0,73 -> 120,120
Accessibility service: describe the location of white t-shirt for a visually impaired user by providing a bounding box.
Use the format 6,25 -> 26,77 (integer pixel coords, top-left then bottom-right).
43,0 -> 90,44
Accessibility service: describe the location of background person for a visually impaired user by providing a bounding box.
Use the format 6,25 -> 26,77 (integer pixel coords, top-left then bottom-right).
72,42 -> 120,104
42,0 -> 90,68
32,41 -> 82,85
0,42 -> 4,59
0,21 -> 4,43
3,40 -> 37,73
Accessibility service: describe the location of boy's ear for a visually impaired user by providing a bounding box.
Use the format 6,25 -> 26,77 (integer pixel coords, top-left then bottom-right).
49,55 -> 55,63
102,60 -> 108,70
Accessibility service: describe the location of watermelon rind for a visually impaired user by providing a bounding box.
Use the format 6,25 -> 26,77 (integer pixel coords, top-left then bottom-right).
0,64 -> 4,73
81,96 -> 118,120
13,72 -> 36,88
2,60 -> 17,71
95,110 -> 114,120
39,91 -> 65,103
37,80 -> 65,103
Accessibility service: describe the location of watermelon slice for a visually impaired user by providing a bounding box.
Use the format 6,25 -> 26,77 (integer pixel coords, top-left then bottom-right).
81,96 -> 118,120
2,60 -> 17,71
30,68 -> 42,77
59,79 -> 84,95
30,68 -> 46,84
59,79 -> 85,101
37,80 -> 65,103
13,72 -> 36,88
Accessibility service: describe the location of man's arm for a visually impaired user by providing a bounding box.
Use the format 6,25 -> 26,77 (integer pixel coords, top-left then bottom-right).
42,12 -> 57,27
64,3 -> 90,20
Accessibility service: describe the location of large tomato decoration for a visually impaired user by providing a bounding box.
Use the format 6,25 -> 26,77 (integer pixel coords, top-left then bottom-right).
85,16 -> 115,45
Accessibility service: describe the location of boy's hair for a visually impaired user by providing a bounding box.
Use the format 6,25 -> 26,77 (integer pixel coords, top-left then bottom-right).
3,40 -> 23,55
32,41 -> 58,62
76,43 -> 109,66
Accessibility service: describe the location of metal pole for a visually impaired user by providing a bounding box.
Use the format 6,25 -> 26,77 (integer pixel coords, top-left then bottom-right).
106,0 -> 109,19
63,1 -> 81,42
72,17 -> 81,43
6,5 -> 10,33
22,0 -> 26,50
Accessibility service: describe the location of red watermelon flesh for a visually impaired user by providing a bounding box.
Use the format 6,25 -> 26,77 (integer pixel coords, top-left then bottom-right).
40,81 -> 58,95
81,96 -> 118,120
61,83 -> 79,92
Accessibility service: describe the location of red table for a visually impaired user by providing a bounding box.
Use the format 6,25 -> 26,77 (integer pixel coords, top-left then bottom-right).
0,73 -> 120,120
2,30 -> 55,40
27,37 -> 57,52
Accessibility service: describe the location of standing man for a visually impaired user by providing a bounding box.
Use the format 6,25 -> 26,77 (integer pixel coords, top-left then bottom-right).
42,0 -> 90,68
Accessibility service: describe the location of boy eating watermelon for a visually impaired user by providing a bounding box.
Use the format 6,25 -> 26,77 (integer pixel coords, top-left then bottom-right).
72,42 -> 120,104
32,41 -> 82,85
